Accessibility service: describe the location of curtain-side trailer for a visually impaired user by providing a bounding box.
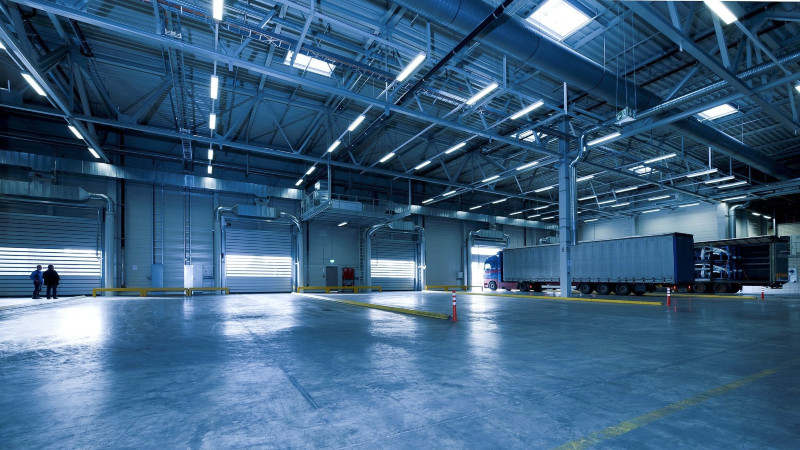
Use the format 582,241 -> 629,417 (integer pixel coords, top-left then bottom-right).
692,236 -> 789,294
483,233 -> 695,296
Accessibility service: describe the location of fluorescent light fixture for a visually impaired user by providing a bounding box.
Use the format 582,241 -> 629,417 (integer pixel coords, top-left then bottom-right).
443,190 -> 457,197
686,168 -> 719,178
305,166 -> 316,176
347,115 -> 365,132
611,202 -> 630,208
764,215 -> 772,219
510,211 -> 522,216
704,175 -> 736,184
481,175 -> 500,183
578,195 -> 597,201
721,195 -> 747,202
21,73 -> 47,96
540,215 -> 557,220
414,160 -> 432,170
422,198 -> 435,205
445,142 -> 466,154
704,0 -> 737,25
534,205 -> 551,210
648,195 -> 670,201
641,209 -> 661,214
379,153 -> 395,163
583,218 -> 598,222
396,53 -> 426,82
717,180 -> 747,189
678,202 -> 700,208
326,140 -> 341,153
526,0 -> 592,40
698,104 -> 737,120
0,40 -> 5,50
87,147 -> 100,159
751,212 -> 761,217
615,186 -> 637,194
534,185 -> 555,193
491,198 -> 507,204
208,147 -> 214,160
469,205 -> 482,210
466,82 -> 498,106
576,174 -> 594,182
207,165 -> 213,175
643,153 -> 676,164
597,199 -> 615,205
67,125 -> 83,140
338,221 -> 348,227
516,161 -> 539,171
212,0 -> 224,20
295,178 -> 304,186
284,51 -> 335,77
210,75 -> 219,99
510,100 -> 544,120
795,83 -> 800,94
587,131 -> 620,147
209,113 -> 217,130
528,214 -> 541,219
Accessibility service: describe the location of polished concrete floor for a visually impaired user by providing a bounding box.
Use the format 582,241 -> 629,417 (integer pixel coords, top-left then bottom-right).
1,291 -> 798,448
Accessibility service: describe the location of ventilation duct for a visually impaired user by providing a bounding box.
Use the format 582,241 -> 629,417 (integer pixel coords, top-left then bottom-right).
392,0 -> 794,180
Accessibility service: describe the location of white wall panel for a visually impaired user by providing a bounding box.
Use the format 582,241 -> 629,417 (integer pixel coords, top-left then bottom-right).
124,183 -> 154,287
778,223 -> 800,236
306,223 -> 361,286
503,225 -> 526,248
579,217 -> 634,241
636,204 -> 721,241
424,218 -> 462,286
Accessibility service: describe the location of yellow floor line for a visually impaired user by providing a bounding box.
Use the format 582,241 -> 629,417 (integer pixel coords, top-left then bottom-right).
643,293 -> 758,300
459,291 -> 660,306
554,357 -> 800,450
297,293 -> 451,320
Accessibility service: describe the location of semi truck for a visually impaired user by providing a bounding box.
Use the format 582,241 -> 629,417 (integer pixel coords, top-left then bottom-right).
483,233 -> 696,295
692,236 -> 789,294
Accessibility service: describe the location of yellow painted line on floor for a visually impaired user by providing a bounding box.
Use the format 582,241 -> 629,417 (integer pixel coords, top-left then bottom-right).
297,293 -> 451,320
643,293 -> 758,300
459,291 -> 660,306
554,357 -> 800,450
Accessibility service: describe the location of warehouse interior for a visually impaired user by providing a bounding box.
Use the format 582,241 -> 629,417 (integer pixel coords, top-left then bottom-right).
1,0 -> 799,447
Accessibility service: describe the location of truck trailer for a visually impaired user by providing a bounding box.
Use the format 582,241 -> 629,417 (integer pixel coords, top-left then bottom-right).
483,233 -> 695,296
692,236 -> 789,294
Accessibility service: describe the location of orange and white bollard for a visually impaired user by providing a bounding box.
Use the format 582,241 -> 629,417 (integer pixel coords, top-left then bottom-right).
666,287 -> 671,307
761,286 -> 765,301
452,290 -> 458,322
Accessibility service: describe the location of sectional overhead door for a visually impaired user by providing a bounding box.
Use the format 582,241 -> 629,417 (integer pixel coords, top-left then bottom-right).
0,211 -> 103,296
371,233 -> 418,291
223,221 -> 294,293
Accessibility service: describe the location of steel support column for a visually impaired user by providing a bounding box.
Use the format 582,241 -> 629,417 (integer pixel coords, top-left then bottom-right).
558,116 -> 572,298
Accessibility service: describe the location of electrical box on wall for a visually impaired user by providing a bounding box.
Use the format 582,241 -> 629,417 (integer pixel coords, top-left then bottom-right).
457,271 -> 464,279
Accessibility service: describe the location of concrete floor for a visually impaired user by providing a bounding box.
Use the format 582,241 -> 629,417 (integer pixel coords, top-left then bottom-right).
1,291 -> 798,448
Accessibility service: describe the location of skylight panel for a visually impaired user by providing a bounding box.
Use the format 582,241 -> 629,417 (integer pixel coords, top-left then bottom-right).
526,0 -> 592,40
284,51 -> 335,77
698,104 -> 737,120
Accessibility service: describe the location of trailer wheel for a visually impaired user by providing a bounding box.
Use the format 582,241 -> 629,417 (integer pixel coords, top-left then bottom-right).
614,284 -> 632,296
713,283 -> 729,294
531,283 -> 543,292
488,281 -> 497,291
519,283 -> 529,292
596,283 -> 611,295
578,283 -> 593,295
692,282 -> 708,294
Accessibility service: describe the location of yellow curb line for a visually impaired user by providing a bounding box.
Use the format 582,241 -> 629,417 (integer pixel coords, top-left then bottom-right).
459,291 -> 661,306
298,293 -> 451,320
642,293 -> 758,300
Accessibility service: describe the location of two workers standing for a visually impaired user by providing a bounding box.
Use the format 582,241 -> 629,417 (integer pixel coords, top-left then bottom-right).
29,265 -> 60,299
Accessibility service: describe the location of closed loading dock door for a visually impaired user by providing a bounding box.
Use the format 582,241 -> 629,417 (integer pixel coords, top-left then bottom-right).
223,222 -> 293,293
371,234 -> 418,291
0,211 -> 103,296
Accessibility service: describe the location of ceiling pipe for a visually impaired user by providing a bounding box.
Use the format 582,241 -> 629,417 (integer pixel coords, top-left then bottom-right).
391,0 -> 795,180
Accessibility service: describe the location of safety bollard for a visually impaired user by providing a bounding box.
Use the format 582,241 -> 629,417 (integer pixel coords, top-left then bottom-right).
452,290 -> 458,322
667,287 -> 671,307
761,286 -> 765,301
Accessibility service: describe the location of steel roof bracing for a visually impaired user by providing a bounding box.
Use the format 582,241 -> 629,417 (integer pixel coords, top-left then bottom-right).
1,0 -> 800,222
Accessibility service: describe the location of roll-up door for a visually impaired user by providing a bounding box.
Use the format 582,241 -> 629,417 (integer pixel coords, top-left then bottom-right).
223,221 -> 294,293
0,211 -> 103,296
371,233 -> 418,291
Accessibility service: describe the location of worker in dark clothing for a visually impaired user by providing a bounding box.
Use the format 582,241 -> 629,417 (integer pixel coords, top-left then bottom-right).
43,265 -> 60,299
30,265 -> 44,299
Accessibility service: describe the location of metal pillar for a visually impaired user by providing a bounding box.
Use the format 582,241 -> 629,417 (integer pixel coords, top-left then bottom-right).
558,116 -> 572,298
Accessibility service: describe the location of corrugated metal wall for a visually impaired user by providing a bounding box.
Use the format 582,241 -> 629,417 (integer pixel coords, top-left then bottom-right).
424,218 -> 463,286
306,223 -> 361,286
778,223 -> 800,235
124,183 -> 154,287
0,207 -> 102,296
636,204 -> 721,241
579,217 -> 634,241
